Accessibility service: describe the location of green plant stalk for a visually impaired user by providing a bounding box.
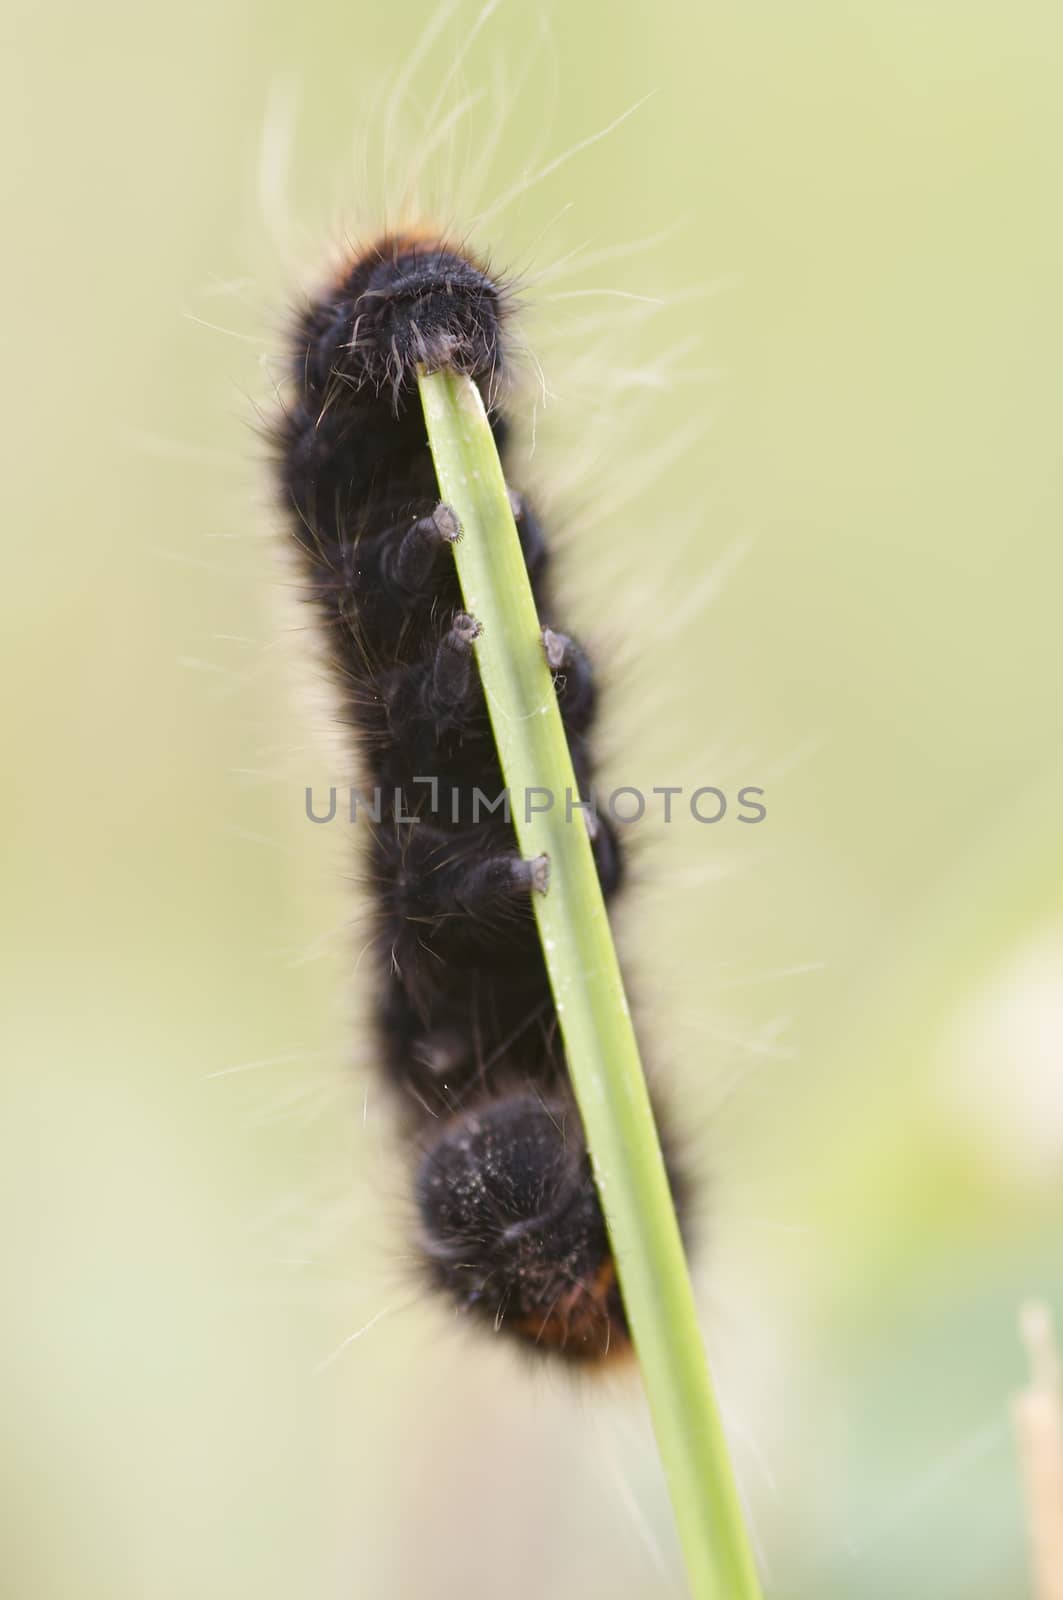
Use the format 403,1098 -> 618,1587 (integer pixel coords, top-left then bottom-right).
418,366 -> 763,1600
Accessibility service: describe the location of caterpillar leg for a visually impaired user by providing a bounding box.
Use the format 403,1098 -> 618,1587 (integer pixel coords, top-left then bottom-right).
411,1025 -> 472,1080
443,849 -> 550,913
385,502 -> 461,593
430,612 -> 482,710
508,488 -> 548,579
391,824 -> 549,925
589,812 -> 624,897
541,626 -> 597,734
303,498 -> 464,680
380,611 -> 486,752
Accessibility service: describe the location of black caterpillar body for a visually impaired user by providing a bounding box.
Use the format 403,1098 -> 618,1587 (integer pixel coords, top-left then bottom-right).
276,234 -> 677,1361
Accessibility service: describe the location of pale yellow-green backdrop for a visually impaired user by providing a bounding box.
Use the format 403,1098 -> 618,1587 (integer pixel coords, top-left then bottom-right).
4,1 -> 1061,1596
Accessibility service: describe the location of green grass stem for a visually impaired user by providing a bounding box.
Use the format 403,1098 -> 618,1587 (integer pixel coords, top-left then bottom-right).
417,366 -> 763,1600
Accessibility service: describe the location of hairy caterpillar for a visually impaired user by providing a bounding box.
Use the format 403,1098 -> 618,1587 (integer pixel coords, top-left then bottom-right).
273,231 -> 684,1362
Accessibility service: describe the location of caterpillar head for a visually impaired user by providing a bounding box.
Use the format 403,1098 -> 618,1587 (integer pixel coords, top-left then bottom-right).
415,1094 -> 627,1363
336,236 -> 508,402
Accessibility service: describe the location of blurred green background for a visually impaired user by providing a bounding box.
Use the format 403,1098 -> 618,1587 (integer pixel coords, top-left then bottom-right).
4,1 -> 1061,1595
